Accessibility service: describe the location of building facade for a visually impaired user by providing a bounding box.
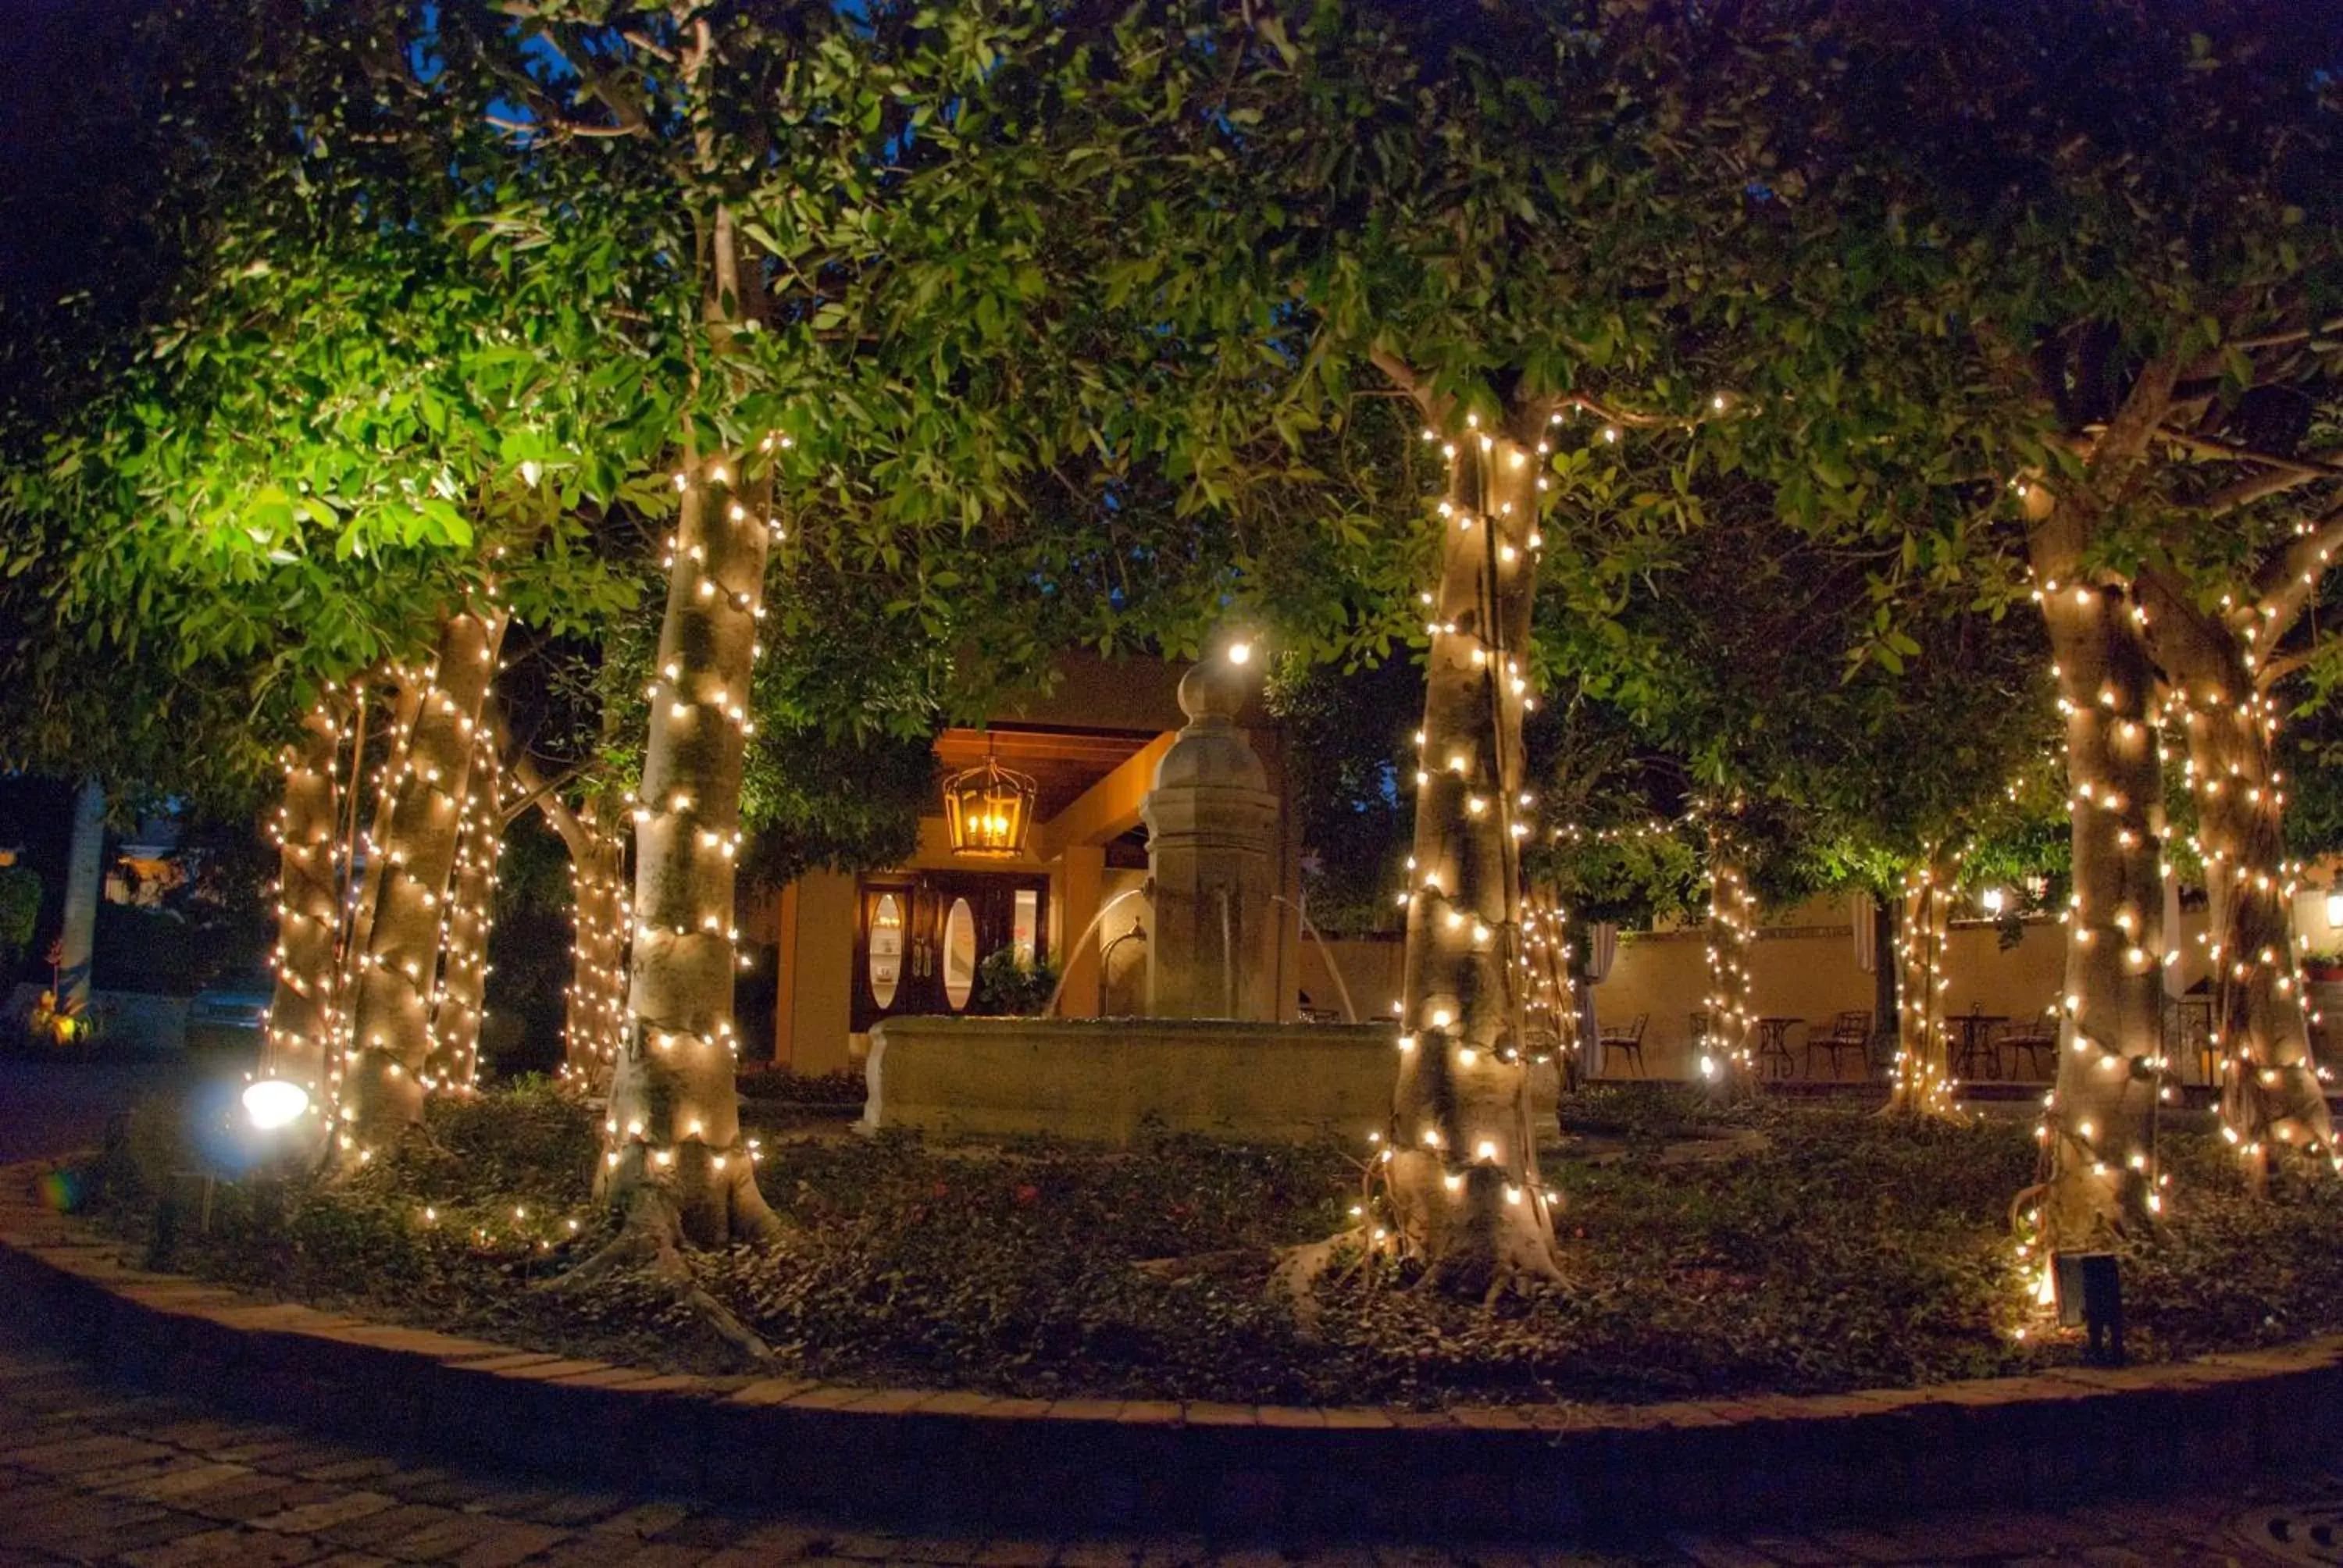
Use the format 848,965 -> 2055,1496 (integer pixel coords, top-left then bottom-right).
759,657 -> 1306,1075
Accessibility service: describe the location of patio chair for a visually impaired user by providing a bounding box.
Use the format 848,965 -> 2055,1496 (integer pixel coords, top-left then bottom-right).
1804,1010 -> 1873,1080
2000,1021 -> 2058,1082
1600,1012 -> 1649,1078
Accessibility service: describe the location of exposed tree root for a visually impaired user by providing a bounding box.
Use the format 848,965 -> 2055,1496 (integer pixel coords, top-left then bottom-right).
1266,1235 -> 1350,1338
319,1117 -> 453,1184
1132,1247 -> 1259,1281
1409,1224 -> 1571,1306
1875,1097 -> 1967,1125
546,1183 -> 778,1369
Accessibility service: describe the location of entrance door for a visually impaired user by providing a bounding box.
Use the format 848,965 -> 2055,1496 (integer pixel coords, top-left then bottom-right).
852,871 -> 1049,1032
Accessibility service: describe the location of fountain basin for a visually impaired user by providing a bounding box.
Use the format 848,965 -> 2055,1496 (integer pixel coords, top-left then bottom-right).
863,1017 -> 1559,1146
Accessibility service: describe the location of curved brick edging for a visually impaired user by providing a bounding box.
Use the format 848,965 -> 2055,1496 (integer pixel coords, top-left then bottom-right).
3,1165 -> 2340,1541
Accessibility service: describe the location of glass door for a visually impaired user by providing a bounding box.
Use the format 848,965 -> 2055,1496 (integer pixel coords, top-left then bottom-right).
851,871 -> 1050,1031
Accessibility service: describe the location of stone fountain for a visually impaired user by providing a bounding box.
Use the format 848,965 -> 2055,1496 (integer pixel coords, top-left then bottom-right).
862,658 -> 1430,1146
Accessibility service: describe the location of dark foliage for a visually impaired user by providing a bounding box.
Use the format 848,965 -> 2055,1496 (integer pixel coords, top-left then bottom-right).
75,1085 -> 2343,1406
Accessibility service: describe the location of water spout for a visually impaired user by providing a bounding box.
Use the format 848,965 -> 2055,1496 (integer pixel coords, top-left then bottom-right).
1044,885 -> 1151,1018
1100,924 -> 1147,1012
1273,893 -> 1357,1025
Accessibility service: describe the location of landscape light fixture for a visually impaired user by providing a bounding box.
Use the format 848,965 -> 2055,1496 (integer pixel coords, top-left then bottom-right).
241,1078 -> 310,1131
2052,1250 -> 2126,1366
1980,886 -> 2006,916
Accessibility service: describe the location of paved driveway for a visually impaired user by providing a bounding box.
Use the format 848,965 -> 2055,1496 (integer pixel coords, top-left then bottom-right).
0,1058 -> 209,1164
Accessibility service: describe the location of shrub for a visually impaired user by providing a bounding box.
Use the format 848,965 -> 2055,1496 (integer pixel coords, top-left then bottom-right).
69,1085 -> 2343,1406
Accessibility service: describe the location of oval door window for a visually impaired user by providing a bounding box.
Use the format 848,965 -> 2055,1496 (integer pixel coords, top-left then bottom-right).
868,893 -> 904,1010
942,896 -> 978,1010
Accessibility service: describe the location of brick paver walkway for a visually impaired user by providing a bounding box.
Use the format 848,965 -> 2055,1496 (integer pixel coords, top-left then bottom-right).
0,1311 -> 2325,1566
0,1062 -> 2328,1565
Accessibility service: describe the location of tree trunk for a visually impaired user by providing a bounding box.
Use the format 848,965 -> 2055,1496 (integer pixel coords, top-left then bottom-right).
1522,886 -> 1579,1091
2181,662 -> 2337,1183
338,604 -> 507,1157
426,729 -> 500,1093
55,779 -> 105,1011
261,696 -> 346,1112
522,763 -> 630,1098
332,674 -> 422,1108
2031,560 -> 2166,1244
601,428 -> 784,1245
1701,828 -> 1758,1094
566,799 -> 629,1096
1885,849 -> 1959,1118
1386,412 -> 1564,1295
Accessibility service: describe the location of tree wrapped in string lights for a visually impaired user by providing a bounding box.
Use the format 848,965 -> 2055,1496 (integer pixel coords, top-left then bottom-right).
340,600 -> 510,1156
2141,474 -> 2343,1186
426,725 -> 504,1092
259,694 -> 351,1124
1885,849 -> 1960,1119
1382,388 -> 1568,1292
1699,819 -> 1760,1094
2017,475 -> 2175,1243
601,435 -> 787,1253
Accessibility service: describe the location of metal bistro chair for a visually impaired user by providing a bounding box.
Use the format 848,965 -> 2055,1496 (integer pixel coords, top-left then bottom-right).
2169,993 -> 2215,1087
1805,1010 -> 1874,1080
2000,1015 -> 2059,1082
1600,1012 -> 1649,1078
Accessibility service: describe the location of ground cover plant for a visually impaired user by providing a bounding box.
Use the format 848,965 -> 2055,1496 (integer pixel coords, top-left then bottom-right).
71,1084 -> 2343,1408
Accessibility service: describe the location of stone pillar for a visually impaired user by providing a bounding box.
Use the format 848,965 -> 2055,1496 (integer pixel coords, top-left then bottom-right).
1143,662 -> 1279,1020
56,779 -> 105,1010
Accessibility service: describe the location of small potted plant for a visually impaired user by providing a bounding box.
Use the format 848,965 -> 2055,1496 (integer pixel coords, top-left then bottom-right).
2304,949 -> 2343,985
972,947 -> 1061,1016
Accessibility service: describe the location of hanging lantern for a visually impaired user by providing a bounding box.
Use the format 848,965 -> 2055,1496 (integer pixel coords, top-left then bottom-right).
943,741 -> 1037,859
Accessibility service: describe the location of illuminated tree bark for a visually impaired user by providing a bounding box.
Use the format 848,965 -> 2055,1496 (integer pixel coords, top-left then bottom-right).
1885,848 -> 1959,1118
339,603 -> 507,1156
2027,498 -> 2168,1245
519,757 -> 629,1097
334,674 -> 423,1099
1385,397 -> 1565,1295
1521,886 -> 1579,1088
426,730 -> 501,1093
1701,827 -> 1758,1093
603,419 -> 782,1244
565,802 -> 629,1094
259,695 -> 347,1116
2142,561 -> 2340,1188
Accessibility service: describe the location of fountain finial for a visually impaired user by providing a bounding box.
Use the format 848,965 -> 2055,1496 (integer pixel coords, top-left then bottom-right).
1176,658 -> 1246,726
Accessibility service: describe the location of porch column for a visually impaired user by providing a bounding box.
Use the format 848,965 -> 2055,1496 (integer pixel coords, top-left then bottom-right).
783,870 -> 857,1075
772,882 -> 801,1068
1055,846 -> 1106,1018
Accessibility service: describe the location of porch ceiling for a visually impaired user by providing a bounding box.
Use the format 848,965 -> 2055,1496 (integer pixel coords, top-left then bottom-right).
934,725 -> 1158,824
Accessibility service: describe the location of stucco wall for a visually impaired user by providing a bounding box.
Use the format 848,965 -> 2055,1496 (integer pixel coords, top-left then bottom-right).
1298,935 -> 1404,1023
1297,901 -> 2222,1083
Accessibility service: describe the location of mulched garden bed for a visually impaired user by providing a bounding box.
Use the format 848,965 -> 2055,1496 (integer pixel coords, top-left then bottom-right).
62,1081 -> 2343,1409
